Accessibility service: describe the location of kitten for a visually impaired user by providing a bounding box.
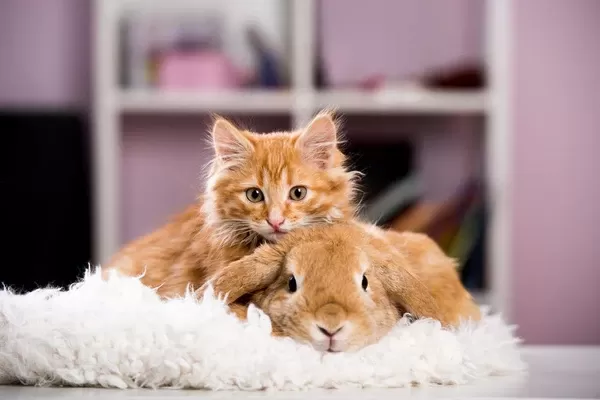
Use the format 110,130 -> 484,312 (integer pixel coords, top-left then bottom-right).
104,111 -> 359,297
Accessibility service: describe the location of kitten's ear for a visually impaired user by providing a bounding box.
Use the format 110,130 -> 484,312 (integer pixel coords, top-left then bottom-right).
211,117 -> 254,161
296,110 -> 338,169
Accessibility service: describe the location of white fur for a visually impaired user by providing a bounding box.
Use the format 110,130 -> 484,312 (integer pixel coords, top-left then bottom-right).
0,269 -> 525,390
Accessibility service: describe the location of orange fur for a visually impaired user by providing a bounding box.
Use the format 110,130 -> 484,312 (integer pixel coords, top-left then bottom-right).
104,111 -> 359,297
374,228 -> 481,326
205,222 -> 481,352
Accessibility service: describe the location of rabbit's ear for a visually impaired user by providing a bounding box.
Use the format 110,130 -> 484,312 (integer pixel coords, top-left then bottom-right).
373,258 -> 445,323
372,231 -> 473,326
203,244 -> 283,304
368,232 -> 452,325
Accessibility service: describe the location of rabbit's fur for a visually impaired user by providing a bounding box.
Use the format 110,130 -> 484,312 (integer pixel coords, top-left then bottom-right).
204,222 -> 481,352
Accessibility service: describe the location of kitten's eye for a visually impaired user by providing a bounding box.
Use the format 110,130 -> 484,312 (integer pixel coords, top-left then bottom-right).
288,275 -> 297,293
245,188 -> 264,203
289,186 -> 307,201
361,274 -> 368,291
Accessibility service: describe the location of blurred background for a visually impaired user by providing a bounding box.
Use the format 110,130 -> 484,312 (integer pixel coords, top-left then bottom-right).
1,0 -> 599,345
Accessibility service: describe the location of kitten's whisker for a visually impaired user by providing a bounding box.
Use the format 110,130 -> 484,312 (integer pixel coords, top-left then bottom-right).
212,220 -> 259,247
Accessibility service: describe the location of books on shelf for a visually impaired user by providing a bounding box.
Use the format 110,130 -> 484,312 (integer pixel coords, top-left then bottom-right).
385,180 -> 487,291
360,174 -> 421,225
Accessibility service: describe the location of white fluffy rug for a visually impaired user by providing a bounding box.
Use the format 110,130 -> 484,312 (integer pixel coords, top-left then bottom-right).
0,269 -> 525,390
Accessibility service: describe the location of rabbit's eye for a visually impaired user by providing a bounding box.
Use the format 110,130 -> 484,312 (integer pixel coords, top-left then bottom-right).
288,275 -> 297,293
361,274 -> 368,291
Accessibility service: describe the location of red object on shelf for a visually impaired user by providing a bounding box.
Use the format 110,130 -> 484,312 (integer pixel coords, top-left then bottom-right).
358,75 -> 385,90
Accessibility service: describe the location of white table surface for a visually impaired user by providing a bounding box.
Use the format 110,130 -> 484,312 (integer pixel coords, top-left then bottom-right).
1,346 -> 599,400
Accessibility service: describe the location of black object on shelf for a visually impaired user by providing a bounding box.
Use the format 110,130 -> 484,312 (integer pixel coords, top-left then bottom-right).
460,204 -> 487,290
344,139 -> 414,222
0,111 -> 92,292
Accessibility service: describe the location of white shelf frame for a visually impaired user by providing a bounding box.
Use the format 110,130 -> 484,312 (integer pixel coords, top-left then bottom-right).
93,0 -> 513,319
485,0 -> 514,321
118,88 -> 487,115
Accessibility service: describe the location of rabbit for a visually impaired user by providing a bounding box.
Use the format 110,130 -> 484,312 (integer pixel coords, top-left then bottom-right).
202,221 -> 481,352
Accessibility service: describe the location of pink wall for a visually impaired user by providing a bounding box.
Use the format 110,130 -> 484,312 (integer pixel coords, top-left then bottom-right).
512,0 -> 600,344
320,0 -> 484,86
0,0 -> 89,108
121,116 -> 213,243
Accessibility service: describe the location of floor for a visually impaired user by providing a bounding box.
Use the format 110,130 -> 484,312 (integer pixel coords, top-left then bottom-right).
2,346 -> 599,399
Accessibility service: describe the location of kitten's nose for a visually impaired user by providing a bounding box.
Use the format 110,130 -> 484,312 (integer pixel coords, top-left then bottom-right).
266,218 -> 285,231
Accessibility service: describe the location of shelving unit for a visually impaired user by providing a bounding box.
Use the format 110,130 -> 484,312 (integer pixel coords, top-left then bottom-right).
119,88 -> 487,115
93,0 -> 513,318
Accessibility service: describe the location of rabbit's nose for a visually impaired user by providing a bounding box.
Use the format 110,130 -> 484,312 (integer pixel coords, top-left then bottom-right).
315,303 -> 347,338
317,325 -> 344,337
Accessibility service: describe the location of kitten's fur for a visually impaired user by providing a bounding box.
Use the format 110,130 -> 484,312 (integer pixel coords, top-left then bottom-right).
104,111 -> 359,297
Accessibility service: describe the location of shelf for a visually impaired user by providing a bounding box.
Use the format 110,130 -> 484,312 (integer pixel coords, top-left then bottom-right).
119,90 -> 295,114
118,88 -> 487,115
317,89 -> 488,114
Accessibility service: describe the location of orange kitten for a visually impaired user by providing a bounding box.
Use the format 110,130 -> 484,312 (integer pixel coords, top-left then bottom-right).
104,111 -> 359,297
